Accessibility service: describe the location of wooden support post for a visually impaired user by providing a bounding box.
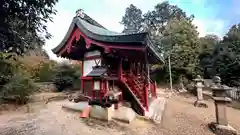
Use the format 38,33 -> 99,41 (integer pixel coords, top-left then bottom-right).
129,60 -> 132,76
112,80 -> 114,91
141,62 -> 144,80
144,83 -> 149,111
100,80 -> 104,102
133,61 -> 135,76
106,80 -> 108,92
144,51 -> 149,111
92,80 -> 95,99
81,61 -> 84,94
154,81 -> 157,98
120,92 -> 123,102
118,58 -> 123,80
89,81 -> 93,98
136,61 -> 138,76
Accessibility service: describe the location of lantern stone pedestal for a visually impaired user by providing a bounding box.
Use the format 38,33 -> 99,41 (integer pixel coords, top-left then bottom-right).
193,75 -> 208,108
208,76 -> 237,135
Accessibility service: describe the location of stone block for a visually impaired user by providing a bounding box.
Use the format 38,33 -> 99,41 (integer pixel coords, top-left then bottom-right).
89,105 -> 113,121
112,106 -> 136,123
62,101 -> 88,112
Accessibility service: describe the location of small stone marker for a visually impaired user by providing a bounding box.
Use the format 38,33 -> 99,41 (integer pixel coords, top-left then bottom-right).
193,75 -> 208,108
209,76 -> 237,135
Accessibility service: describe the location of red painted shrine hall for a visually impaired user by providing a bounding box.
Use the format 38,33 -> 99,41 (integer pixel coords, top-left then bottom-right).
52,10 -> 164,116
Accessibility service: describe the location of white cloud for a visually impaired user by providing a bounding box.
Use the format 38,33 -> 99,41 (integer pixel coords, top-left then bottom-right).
193,19 -> 225,37
44,9 -> 74,61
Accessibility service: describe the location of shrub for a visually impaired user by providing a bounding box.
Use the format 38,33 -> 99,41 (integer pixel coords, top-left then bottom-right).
0,53 -> 16,89
53,63 -> 81,92
34,60 -> 56,82
72,64 -> 82,89
0,72 -> 36,104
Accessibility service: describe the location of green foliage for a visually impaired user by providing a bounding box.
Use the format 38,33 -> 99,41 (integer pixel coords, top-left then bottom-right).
0,53 -> 15,86
0,50 -> 52,104
53,63 -> 81,92
0,0 -> 58,104
163,18 -> 200,79
121,2 -> 198,83
72,64 -> 82,89
210,24 -> 240,86
144,1 -> 192,37
1,0 -> 58,54
121,4 -> 144,34
199,34 -> 220,78
34,60 -> 56,82
0,70 -> 36,104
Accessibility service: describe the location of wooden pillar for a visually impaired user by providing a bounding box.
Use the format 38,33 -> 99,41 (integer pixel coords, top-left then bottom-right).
112,80 -> 114,91
136,62 -> 138,76
154,81 -> 157,97
90,80 -> 93,98
81,61 -> 84,93
144,52 -> 149,111
118,58 -> 123,80
133,61 -> 135,75
144,83 -> 149,111
92,80 -> 95,99
141,62 -> 144,80
129,60 -> 132,76
100,80 -> 104,102
106,80 -> 109,92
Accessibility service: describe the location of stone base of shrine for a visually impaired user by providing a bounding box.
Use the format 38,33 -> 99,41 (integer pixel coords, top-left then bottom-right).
90,105 -> 114,121
90,104 -> 137,123
194,100 -> 208,108
208,122 -> 237,135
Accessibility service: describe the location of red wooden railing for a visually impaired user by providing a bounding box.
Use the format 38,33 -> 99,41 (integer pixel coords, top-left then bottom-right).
122,73 -> 149,111
143,72 -> 157,98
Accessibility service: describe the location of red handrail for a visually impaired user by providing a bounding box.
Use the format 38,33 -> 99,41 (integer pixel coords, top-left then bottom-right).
124,74 -> 145,104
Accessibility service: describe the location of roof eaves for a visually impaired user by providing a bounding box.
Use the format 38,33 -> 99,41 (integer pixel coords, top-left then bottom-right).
146,35 -> 165,64
52,17 -> 77,54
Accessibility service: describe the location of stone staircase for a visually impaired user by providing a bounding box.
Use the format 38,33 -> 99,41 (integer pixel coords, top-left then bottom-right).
124,76 -> 146,108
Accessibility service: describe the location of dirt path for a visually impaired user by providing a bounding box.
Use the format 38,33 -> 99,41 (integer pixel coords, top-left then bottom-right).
157,94 -> 240,135
0,93 -> 239,135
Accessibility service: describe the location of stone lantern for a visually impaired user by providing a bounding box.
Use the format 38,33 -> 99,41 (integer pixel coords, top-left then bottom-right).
193,75 -> 208,108
209,76 -> 237,135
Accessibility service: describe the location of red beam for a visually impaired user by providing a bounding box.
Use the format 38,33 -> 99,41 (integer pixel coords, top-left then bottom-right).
80,76 -> 93,80
58,27 -> 82,56
84,55 -> 101,60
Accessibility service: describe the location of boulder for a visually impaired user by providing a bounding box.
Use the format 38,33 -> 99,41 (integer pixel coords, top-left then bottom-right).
68,92 -> 90,102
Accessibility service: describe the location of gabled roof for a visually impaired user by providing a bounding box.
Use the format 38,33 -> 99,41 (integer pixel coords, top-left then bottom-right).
87,67 -> 107,77
52,13 -> 164,63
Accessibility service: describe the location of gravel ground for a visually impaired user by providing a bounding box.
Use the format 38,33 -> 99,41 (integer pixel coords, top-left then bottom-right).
0,93 -> 239,135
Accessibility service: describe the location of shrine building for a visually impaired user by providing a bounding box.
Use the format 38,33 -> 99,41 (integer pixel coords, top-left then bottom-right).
52,9 -> 164,116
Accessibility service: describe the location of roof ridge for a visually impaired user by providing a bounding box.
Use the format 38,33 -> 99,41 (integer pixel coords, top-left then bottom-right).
75,9 -> 106,29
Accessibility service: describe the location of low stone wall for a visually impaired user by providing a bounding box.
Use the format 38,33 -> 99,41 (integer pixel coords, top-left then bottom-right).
35,82 -> 56,92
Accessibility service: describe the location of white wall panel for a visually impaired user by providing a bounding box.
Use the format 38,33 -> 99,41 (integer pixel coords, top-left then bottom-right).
83,59 -> 101,76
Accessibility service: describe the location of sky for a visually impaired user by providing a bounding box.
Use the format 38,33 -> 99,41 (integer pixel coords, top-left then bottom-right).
44,0 -> 240,61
